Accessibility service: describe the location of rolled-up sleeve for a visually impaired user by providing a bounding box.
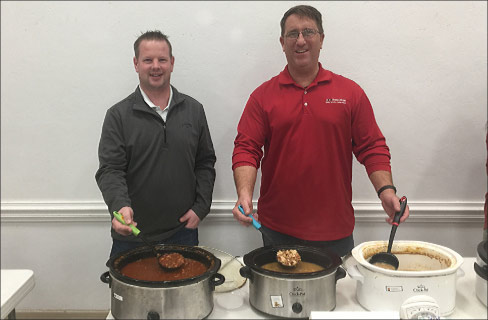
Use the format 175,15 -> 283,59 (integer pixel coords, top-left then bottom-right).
232,95 -> 266,170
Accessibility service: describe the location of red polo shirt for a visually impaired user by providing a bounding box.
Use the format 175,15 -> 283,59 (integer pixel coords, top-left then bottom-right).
232,64 -> 391,241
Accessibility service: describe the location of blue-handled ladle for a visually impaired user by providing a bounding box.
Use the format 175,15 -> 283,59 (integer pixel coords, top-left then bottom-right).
238,205 -> 275,243
369,196 -> 408,270
238,205 -> 302,268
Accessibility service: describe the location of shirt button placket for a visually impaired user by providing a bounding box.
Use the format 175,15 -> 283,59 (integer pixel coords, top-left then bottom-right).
303,89 -> 310,114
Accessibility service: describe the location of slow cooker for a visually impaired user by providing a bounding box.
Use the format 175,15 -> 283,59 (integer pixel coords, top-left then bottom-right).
344,240 -> 464,316
100,244 -> 225,319
474,240 -> 487,306
239,245 -> 346,318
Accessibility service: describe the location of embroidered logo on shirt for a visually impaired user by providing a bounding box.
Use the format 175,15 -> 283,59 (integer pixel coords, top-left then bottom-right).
325,98 -> 347,104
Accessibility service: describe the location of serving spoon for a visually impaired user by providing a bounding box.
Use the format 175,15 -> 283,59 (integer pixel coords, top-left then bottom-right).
238,205 -> 275,242
112,211 -> 185,270
369,196 -> 408,270
238,205 -> 301,268
276,249 -> 301,268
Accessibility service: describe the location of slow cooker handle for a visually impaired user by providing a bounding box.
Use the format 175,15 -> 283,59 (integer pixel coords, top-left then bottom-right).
456,266 -> 465,279
474,262 -> 488,281
345,264 -> 364,283
335,267 -> 346,283
210,273 -> 226,291
100,271 -> 112,287
239,266 -> 253,281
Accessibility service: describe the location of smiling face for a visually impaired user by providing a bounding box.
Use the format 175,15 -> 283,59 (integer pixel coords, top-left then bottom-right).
280,14 -> 324,75
133,39 -> 174,93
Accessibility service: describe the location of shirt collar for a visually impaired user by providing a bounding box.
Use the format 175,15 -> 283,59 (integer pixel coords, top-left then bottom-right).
139,85 -> 173,111
278,62 -> 332,87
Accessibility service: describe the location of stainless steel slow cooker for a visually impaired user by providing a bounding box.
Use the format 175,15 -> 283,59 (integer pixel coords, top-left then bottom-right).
474,240 -> 487,306
100,244 -> 225,319
345,240 -> 464,316
239,245 -> 346,318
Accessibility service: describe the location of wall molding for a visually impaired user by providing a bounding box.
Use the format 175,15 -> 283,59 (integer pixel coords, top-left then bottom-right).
1,200 -> 484,224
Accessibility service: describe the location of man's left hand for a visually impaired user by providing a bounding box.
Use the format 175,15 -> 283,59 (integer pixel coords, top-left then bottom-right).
179,209 -> 201,229
380,191 -> 410,224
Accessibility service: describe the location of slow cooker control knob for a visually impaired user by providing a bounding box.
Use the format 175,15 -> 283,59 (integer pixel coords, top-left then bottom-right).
147,311 -> 160,320
292,302 -> 303,314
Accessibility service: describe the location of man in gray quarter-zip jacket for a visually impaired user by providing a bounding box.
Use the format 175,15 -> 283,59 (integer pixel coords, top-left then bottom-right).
95,30 -> 216,257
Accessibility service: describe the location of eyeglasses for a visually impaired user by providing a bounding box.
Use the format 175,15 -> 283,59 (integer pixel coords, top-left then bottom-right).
285,28 -> 320,40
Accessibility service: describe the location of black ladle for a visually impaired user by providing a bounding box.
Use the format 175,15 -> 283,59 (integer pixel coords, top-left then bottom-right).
369,196 -> 408,270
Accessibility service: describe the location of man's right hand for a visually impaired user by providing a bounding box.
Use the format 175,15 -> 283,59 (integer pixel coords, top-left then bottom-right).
232,200 -> 255,227
112,206 -> 136,236
233,166 -> 258,227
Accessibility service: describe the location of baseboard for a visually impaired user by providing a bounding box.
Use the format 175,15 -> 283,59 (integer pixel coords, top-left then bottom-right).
16,310 -> 109,319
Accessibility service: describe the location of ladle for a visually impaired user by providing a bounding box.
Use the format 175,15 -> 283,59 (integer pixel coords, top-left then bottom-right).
276,249 -> 301,268
112,211 -> 184,270
369,196 -> 408,270
238,205 -> 274,243
238,205 -> 301,268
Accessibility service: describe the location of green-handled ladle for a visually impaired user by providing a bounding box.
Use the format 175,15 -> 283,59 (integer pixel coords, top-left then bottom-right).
112,211 -> 184,270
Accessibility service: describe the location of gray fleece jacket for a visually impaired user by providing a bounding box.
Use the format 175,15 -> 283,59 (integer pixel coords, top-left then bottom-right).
95,86 -> 216,242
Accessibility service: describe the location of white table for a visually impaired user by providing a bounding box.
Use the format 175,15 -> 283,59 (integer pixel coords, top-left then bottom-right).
210,257 -> 486,319
107,257 -> 487,319
1,270 -> 35,319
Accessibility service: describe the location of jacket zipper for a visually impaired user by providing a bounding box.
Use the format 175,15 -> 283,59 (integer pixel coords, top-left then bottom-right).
162,120 -> 167,143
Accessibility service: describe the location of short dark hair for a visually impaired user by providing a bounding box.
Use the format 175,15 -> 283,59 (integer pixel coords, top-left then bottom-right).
280,5 -> 324,36
133,30 -> 173,58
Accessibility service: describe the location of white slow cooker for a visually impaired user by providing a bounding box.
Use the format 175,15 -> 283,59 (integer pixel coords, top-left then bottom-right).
344,240 -> 464,316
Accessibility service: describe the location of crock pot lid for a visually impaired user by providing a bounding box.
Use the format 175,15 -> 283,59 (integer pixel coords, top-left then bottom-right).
478,240 -> 487,263
243,244 -> 342,277
198,246 -> 247,292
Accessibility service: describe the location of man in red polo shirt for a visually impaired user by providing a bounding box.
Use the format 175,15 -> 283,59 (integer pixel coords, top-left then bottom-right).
231,5 -> 410,256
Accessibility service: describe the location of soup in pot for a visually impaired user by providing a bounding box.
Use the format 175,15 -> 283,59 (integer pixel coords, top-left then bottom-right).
372,262 -> 397,270
261,261 -> 324,273
121,256 -> 207,281
363,244 -> 452,271
368,253 -> 450,271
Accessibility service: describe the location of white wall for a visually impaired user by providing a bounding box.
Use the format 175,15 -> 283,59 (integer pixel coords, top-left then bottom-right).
1,1 -> 486,312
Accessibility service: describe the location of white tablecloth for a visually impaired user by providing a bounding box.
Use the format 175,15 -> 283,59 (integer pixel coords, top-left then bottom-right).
210,257 -> 486,319
107,257 -> 487,319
